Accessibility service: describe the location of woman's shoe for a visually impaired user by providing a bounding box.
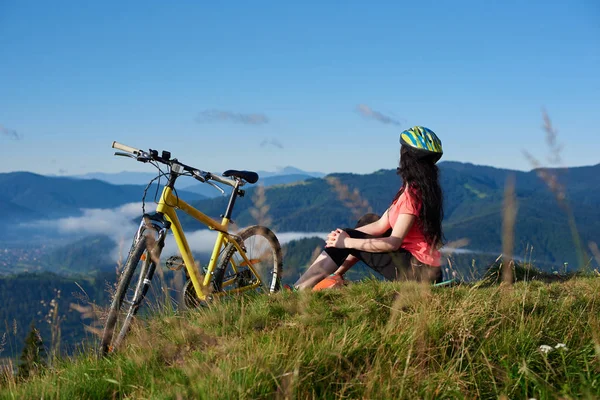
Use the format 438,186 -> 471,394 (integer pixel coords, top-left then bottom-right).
313,274 -> 345,291
283,284 -> 297,292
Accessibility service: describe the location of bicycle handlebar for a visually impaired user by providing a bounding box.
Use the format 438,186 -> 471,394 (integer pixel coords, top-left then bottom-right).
111,141 -> 238,189
112,141 -> 141,155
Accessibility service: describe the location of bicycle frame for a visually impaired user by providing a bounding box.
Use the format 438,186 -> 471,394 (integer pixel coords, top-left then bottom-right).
154,186 -> 262,302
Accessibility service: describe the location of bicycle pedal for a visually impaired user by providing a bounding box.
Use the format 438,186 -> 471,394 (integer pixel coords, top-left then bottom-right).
166,256 -> 185,271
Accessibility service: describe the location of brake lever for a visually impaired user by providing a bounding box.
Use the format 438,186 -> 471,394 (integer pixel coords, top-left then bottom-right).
114,152 -> 137,159
192,169 -> 207,182
114,152 -> 151,163
207,180 -> 226,196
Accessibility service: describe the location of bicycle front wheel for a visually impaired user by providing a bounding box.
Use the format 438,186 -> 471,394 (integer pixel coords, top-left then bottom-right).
100,230 -> 162,355
213,225 -> 282,294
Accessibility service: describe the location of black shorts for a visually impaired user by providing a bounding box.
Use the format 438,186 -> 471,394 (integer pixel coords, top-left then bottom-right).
323,214 -> 442,284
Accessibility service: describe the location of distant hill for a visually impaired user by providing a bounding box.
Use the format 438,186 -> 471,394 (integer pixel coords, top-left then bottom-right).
72,167 -> 325,187
69,168 -> 326,199
256,166 -> 326,179
182,173 -> 321,198
70,171 -> 160,185
0,172 -> 206,223
181,162 -> 600,267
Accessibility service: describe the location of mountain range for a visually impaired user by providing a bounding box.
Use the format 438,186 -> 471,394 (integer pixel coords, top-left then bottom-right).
73,166 -> 324,185
65,167 -> 325,198
2,161 -> 599,269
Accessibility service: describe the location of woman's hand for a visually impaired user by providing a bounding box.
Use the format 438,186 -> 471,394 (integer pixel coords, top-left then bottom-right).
325,229 -> 349,249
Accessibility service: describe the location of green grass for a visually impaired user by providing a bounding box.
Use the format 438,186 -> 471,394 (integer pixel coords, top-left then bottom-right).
2,278 -> 600,399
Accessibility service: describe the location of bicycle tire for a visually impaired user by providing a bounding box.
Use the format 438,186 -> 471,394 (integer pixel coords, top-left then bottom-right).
213,225 -> 282,294
99,231 -> 161,355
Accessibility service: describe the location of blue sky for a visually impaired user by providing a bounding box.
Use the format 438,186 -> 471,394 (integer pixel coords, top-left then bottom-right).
0,0 -> 598,176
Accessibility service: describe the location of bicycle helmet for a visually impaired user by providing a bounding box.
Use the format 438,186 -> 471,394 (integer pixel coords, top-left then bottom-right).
400,126 -> 443,163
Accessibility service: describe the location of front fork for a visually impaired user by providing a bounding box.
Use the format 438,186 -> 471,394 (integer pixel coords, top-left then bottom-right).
130,212 -> 169,307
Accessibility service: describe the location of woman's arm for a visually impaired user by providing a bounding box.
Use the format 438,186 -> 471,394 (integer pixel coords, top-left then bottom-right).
326,213 -> 416,252
354,210 -> 392,236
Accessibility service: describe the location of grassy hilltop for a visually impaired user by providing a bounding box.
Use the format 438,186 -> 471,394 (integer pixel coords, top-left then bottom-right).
1,276 -> 599,399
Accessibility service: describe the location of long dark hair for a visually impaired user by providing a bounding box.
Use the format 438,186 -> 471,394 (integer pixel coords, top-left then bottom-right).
392,146 -> 444,247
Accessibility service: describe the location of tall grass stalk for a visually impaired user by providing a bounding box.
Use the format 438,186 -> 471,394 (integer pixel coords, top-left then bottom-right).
502,174 -> 517,284
523,109 -> 588,270
250,185 -> 273,227
326,176 -> 373,221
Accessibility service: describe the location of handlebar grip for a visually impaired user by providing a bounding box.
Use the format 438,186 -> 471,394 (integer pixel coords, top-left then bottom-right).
112,141 -> 140,154
210,173 -> 236,188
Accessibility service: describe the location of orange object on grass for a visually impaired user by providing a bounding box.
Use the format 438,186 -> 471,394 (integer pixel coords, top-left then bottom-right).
313,274 -> 344,291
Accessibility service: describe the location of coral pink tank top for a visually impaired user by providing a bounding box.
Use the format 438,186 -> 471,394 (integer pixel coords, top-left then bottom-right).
387,187 -> 441,267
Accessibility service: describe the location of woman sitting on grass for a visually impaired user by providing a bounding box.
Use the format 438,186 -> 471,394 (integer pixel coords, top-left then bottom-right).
293,126 -> 445,290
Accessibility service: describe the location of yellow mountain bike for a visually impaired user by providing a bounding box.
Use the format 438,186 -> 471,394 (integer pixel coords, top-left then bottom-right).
100,142 -> 283,354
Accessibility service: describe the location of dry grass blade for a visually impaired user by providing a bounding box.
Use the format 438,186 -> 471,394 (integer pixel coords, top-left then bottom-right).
326,176 -> 373,221
523,151 -> 566,204
542,108 -> 563,165
589,242 -> 600,271
249,185 -> 273,227
523,110 -> 587,269
70,303 -> 107,338
142,216 -> 161,267
523,110 -> 566,204
0,359 -> 16,388
41,289 -> 66,366
444,238 -> 470,254
141,216 -> 176,304
501,175 -> 517,284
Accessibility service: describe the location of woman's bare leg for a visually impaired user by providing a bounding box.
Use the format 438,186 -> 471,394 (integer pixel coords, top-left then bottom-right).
294,252 -> 340,289
295,213 -> 381,289
334,254 -> 359,276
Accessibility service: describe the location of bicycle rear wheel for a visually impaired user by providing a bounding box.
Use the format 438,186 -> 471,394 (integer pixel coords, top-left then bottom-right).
100,230 -> 162,355
213,225 -> 282,294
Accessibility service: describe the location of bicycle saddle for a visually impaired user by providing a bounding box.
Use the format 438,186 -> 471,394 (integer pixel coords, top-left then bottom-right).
222,170 -> 259,184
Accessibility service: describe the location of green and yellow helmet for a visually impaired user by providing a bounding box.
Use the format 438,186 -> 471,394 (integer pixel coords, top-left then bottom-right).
400,126 -> 443,163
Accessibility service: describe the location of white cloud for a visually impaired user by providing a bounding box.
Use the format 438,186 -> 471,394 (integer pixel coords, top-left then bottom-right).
196,109 -> 269,125
355,104 -> 403,126
52,202 -> 144,237
274,232 -> 327,244
24,203 -> 146,262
